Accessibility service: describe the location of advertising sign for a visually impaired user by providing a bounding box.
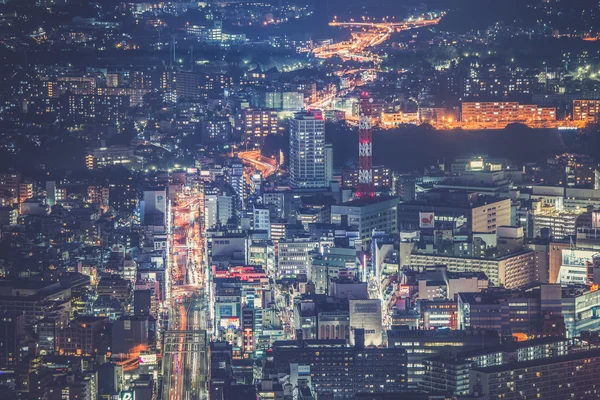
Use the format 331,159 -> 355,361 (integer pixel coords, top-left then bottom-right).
419,212 -> 435,229
120,392 -> 134,400
562,249 -> 596,267
593,211 -> 600,229
139,353 -> 157,365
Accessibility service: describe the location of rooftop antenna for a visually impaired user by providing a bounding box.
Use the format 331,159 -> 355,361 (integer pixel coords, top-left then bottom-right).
170,34 -> 177,68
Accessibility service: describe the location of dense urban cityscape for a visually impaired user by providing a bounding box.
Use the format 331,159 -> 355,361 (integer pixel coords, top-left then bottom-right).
2,0 -> 600,399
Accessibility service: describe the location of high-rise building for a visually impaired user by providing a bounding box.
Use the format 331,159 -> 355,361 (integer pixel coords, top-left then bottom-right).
289,110 -> 327,189
109,179 -> 137,213
410,250 -> 535,288
187,21 -> 223,44
227,160 -> 245,211
86,145 -> 140,170
330,197 -> 400,244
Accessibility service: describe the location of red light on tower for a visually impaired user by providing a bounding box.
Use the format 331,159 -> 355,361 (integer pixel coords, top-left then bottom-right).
357,93 -> 374,199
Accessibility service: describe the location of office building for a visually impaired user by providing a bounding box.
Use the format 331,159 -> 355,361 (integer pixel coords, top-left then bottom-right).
398,193 -> 511,234
277,239 -> 319,278
531,206 -> 580,240
227,160 -> 245,211
252,90 -> 304,111
330,197 -> 400,244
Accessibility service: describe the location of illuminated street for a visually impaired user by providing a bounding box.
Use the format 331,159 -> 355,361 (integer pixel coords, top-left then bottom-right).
161,188 -> 209,400
309,18 -> 440,111
235,150 -> 279,177
313,19 -> 440,62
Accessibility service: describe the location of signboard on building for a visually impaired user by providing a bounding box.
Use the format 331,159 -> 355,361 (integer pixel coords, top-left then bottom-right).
419,212 -> 435,229
593,210 -> 600,229
399,285 -> 410,297
139,353 -> 158,365
120,391 -> 134,400
562,249 -> 597,267
558,249 -> 597,285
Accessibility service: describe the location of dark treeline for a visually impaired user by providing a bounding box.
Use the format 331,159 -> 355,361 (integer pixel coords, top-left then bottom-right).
323,123 -> 581,172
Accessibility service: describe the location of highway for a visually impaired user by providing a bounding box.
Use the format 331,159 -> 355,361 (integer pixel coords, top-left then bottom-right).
161,188 -> 209,400
309,18 -> 440,111
313,18 -> 440,61
235,150 -> 279,178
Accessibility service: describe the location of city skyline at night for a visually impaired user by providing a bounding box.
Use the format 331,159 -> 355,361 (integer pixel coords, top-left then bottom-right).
1,1 -> 600,400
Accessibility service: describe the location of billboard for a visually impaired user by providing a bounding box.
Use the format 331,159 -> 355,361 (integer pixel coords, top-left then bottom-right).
593,210 -> 600,229
139,353 -> 157,365
562,249 -> 597,267
399,285 -> 410,297
419,212 -> 435,229
120,392 -> 134,400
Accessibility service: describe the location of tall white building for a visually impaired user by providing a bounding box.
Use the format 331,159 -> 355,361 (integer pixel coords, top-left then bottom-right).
204,194 -> 218,230
290,110 -> 328,189
228,160 -> 245,210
